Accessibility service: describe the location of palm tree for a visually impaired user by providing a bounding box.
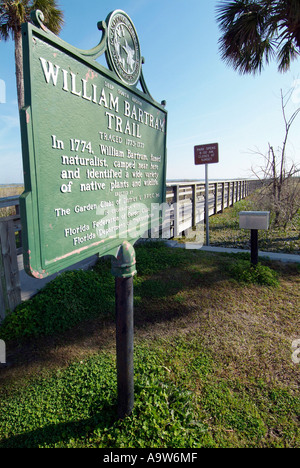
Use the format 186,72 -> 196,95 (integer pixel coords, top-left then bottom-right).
216,0 -> 300,74
0,0 -> 64,109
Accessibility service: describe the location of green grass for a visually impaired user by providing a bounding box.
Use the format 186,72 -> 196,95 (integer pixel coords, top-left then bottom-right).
0,338 -> 298,448
0,268 -> 114,341
0,242 -> 299,448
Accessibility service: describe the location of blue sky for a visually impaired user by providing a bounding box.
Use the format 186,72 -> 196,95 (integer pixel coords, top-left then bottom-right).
0,0 -> 299,184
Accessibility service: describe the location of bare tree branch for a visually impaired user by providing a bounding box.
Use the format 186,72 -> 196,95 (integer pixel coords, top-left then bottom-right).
250,88 -> 300,226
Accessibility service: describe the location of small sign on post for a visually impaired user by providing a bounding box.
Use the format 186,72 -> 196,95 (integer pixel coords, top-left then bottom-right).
194,143 -> 219,166
194,143 -> 219,246
239,211 -> 270,265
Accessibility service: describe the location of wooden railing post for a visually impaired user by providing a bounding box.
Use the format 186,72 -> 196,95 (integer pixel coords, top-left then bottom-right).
221,182 -> 225,213
232,182 -> 235,206
192,184 -> 197,227
0,218 -> 21,320
214,183 -> 218,214
173,185 -> 180,238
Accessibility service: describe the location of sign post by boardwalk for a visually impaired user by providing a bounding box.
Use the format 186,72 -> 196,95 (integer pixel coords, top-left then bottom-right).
20,9 -> 167,419
194,144 -> 219,246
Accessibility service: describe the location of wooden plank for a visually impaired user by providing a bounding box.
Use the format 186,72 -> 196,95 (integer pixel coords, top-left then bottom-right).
226,183 -> 230,208
0,214 -> 21,230
0,220 -> 21,315
0,252 -> 7,321
221,182 -> 225,213
232,182 -> 235,206
214,183 -> 218,214
173,186 -> 180,237
0,223 -> 10,319
0,196 -> 20,209
192,184 -> 197,227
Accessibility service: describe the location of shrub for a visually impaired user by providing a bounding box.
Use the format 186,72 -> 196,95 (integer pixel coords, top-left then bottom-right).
228,260 -> 279,287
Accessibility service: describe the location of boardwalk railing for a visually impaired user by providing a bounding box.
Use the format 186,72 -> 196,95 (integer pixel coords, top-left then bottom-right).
165,179 -> 257,238
0,179 -> 257,319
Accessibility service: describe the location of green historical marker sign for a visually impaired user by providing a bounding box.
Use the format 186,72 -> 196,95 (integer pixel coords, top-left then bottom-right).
20,10 -> 167,278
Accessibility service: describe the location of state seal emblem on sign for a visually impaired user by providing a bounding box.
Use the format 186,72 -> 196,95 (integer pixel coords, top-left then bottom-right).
106,10 -> 142,86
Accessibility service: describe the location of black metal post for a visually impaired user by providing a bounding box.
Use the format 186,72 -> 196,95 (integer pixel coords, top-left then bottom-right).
115,276 -> 134,419
250,229 -> 258,266
111,241 -> 137,420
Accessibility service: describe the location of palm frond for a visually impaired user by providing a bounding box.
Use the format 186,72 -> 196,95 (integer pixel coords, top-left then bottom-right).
277,38 -> 300,72
0,0 -> 28,39
216,0 -> 300,74
217,0 -> 276,74
0,21 -> 10,41
0,0 -> 63,40
32,0 -> 64,34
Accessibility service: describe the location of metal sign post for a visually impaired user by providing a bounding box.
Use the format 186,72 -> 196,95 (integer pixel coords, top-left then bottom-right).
111,241 -> 137,419
250,229 -> 259,266
194,144 -> 219,246
205,164 -> 210,246
239,211 -> 270,267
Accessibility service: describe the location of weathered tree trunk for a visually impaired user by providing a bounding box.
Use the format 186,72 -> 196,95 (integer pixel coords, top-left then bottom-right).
14,29 -> 24,110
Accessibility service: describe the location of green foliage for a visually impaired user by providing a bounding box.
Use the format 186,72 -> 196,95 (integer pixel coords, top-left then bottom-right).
0,352 -> 117,448
216,0 -> 300,74
228,260 -> 279,287
0,344 -> 205,448
0,243 -> 299,448
134,241 -> 188,276
0,338 -> 298,448
0,267 -> 114,341
135,278 -> 182,300
0,0 -> 64,39
0,241 -> 187,342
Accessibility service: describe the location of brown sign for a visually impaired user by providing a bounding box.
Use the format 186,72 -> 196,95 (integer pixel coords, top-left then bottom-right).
194,143 -> 219,165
